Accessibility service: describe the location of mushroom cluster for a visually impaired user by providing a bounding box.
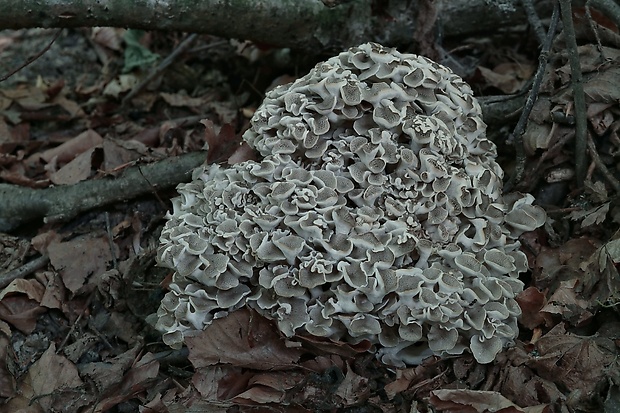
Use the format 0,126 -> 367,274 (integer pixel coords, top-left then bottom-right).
155,43 -> 546,365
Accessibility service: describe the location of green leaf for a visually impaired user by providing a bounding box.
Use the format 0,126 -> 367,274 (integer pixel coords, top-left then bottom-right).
122,30 -> 159,73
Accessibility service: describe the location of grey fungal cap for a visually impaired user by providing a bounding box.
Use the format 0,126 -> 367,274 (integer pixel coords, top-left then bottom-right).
155,43 -> 546,366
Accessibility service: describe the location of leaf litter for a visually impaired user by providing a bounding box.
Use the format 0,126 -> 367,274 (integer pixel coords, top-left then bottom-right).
0,9 -> 620,413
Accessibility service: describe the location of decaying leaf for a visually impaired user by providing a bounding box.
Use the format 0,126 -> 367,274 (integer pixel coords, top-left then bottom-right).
91,352 -> 160,413
540,279 -> 593,325
478,62 -> 534,94
16,343 -> 89,412
47,234 -> 116,293
528,323 -> 617,401
516,287 -> 554,330
186,308 -> 304,370
429,389 -> 548,412
201,119 -> 244,164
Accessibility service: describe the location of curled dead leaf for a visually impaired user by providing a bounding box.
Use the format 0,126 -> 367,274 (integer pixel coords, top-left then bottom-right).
516,287 -> 555,330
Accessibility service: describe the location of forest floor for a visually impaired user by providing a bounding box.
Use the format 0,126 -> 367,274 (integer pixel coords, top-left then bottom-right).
0,6 -> 620,413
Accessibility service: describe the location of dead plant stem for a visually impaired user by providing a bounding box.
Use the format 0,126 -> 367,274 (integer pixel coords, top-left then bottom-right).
0,29 -> 62,82
505,1 -> 560,192
559,0 -> 588,187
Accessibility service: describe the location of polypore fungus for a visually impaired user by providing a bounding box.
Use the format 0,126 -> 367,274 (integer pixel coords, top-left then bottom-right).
155,43 -> 546,366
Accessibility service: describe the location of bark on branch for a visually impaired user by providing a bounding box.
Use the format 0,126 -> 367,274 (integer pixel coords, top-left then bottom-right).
0,0 -> 551,50
0,152 -> 207,232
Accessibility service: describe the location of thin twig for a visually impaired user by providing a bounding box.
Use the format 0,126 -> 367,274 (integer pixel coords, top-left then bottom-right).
0,29 -> 62,82
560,0 -> 588,187
520,0 -> 547,44
587,133 -> 620,193
105,212 -> 118,270
585,1 -> 604,53
505,1 -> 560,192
0,255 -> 49,289
525,127 -> 575,192
121,33 -> 198,107
56,291 -> 95,354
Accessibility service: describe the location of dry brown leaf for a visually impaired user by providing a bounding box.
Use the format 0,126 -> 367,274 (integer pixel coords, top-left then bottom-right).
232,385 -> 287,404
0,296 -> 45,333
62,333 -> 99,363
430,389 -> 548,413
227,142 -> 257,165
38,129 -> 103,164
528,323 -> 617,400
1,84 -> 50,111
299,354 -> 345,373
384,360 -> 443,399
192,365 -> 235,400
101,138 -> 146,171
533,238 -> 600,291
0,118 -> 12,144
0,319 -> 10,336
499,364 -> 564,408
91,352 -> 160,413
17,343 -> 88,412
30,230 -> 59,254
556,45 -> 620,82
478,62 -> 534,94
132,126 -> 161,146
216,369 -> 255,400
0,334 -> 15,398
39,271 -> 65,310
186,308 -> 304,370
584,66 -> 620,104
47,235 -> 115,293
516,287 -> 554,330
91,27 -> 124,51
231,371 -> 304,404
0,34 -> 14,54
103,74 -> 139,98
52,94 -> 85,118
333,366 -> 370,405
49,146 -> 100,185
78,342 -> 143,393
540,279 -> 593,325
201,119 -> 243,164
0,279 -> 44,302
587,103 -> 615,135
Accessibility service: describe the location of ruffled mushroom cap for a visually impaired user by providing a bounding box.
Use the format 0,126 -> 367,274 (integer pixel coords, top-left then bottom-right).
156,42 -> 546,366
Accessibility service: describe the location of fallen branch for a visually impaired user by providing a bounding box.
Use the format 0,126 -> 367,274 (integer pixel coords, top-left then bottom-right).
0,0 -> 554,50
0,151 -> 207,232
